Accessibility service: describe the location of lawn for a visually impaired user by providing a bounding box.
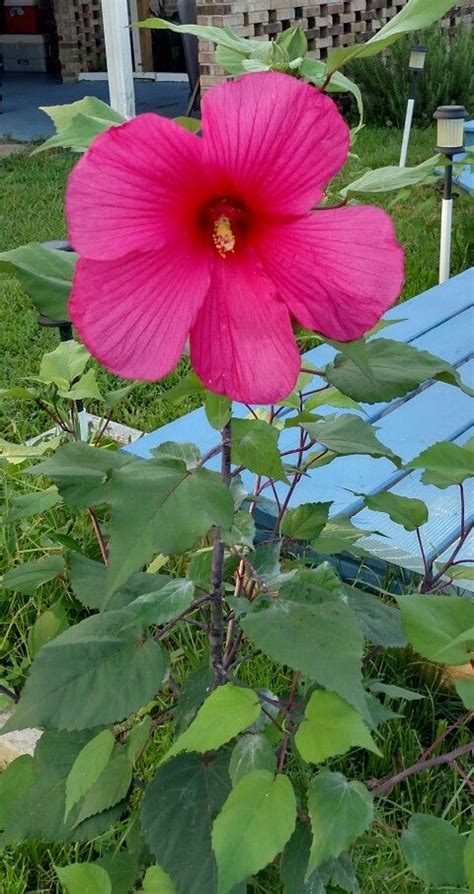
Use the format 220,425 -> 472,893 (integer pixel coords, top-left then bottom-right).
0,128 -> 472,893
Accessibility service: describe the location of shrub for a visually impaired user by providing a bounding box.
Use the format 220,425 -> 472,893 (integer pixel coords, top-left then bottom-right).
347,24 -> 474,128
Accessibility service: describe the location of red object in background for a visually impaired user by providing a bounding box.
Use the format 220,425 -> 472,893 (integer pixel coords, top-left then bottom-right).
4,0 -> 42,35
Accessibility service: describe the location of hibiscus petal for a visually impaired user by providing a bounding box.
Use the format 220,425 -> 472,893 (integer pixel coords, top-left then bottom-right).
258,206 -> 404,340
66,114 -> 207,261
190,252 -> 300,404
69,246 -> 210,380
201,71 -> 349,216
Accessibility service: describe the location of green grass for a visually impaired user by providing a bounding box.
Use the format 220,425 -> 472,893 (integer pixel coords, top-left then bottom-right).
0,129 -> 473,892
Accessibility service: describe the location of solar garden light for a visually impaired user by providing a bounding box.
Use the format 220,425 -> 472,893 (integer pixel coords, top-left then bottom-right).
399,45 -> 427,168
434,104 -> 468,284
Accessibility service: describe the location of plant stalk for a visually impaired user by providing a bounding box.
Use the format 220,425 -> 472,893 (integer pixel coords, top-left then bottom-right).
209,420 -> 232,686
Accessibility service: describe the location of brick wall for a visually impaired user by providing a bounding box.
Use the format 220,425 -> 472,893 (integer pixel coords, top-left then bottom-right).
197,0 -> 474,89
52,0 -> 105,82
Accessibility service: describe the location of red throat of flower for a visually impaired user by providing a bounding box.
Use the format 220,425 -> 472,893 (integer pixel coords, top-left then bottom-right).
201,199 -> 247,258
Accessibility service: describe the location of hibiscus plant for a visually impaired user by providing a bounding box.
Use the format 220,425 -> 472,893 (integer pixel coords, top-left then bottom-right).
0,1 -> 473,892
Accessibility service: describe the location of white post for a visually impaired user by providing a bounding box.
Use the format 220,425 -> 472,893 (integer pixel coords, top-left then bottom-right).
399,97 -> 415,168
129,0 -> 143,73
100,0 -> 136,118
439,197 -> 453,283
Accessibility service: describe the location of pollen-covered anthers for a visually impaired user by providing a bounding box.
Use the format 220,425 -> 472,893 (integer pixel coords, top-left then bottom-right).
212,215 -> 236,257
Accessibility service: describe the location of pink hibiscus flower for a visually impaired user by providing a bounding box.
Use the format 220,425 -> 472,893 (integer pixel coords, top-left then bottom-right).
66,71 -> 404,404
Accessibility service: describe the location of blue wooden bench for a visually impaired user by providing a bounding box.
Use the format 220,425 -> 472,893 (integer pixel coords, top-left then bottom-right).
124,268 -> 474,592
453,120 -> 474,193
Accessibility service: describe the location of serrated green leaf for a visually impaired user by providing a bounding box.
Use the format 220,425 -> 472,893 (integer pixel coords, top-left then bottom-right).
141,751 -> 232,894
39,340 -> 90,388
303,415 -> 400,464
5,610 -> 169,731
42,95 -> 125,130
304,386 -> 363,414
342,586 -> 407,648
406,439 -> 474,488
30,441 -> 131,510
150,441 -> 200,469
34,111 -> 122,155
55,862 -> 112,894
307,771 -> 373,875
0,436 -> 61,466
65,729 -> 115,820
311,517 -> 368,556
222,511 -> 256,549
281,502 -> 331,541
232,418 -> 287,481
400,814 -> 466,886
7,487 -> 61,522
0,729 -> 125,845
295,690 -> 381,764
173,664 -> 214,735
326,339 -> 473,404
397,594 -> 474,665
136,17 -> 260,55
455,677 -> 474,710
1,555 -> 65,595
229,734 -> 277,786
126,579 -> 195,627
107,459 -> 234,597
0,242 -> 76,319
61,368 -> 102,401
166,684 -> 260,761
212,770 -> 296,894
74,753 -> 133,826
242,599 -> 368,718
363,491 -> 428,531
126,716 -> 153,763
275,24 -> 307,59
97,852 -> 138,894
205,393 -> 232,430
141,865 -> 178,893
29,599 -> 69,657
68,552 -> 171,612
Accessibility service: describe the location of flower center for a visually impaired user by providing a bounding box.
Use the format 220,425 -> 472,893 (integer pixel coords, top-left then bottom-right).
212,215 -> 236,256
199,198 -> 248,257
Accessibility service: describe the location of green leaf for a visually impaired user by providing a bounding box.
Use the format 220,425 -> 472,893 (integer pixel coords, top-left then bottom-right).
304,386 -> 363,414
173,664 -> 214,735
0,435 -> 61,466
150,441 -> 201,469
465,830 -> 474,892
400,814 -> 466,886
326,338 -> 473,404
249,541 -> 281,585
5,610 -> 169,731
0,729 -> 125,845
281,502 -> 331,540
295,690 -> 381,764
69,552 -> 171,612
34,111 -> 122,155
1,555 -> 65,595
303,415 -> 400,464
55,863 -> 112,894
65,729 -> 115,819
242,599 -> 368,718
163,370 -> 204,404
30,442 -> 131,510
326,0 -> 458,72
0,242 -> 76,319
311,517 -> 368,556
282,823 -> 360,894
368,682 -> 424,701
229,734 -> 277,786
212,770 -> 296,894
221,511 -> 256,549
126,579 -> 195,627
341,155 -> 438,196
306,771 -> 373,875
97,852 -> 138,894
232,418 -> 286,481
275,24 -> 307,60
62,368 -> 102,401
7,487 -> 62,521
41,95 -> 125,130
397,594 -> 474,665
136,18 -> 259,56
126,716 -> 153,763
363,491 -> 428,531
300,57 -> 363,132
74,753 -> 133,826
141,866 -> 178,894
205,393 -> 232,430
0,385 -> 37,401
166,684 -> 260,761
39,340 -> 89,388
107,458 -> 234,597
141,751 -> 232,894
342,586 -> 406,648
455,677 -> 474,710
29,599 -> 69,657
406,439 -> 474,488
